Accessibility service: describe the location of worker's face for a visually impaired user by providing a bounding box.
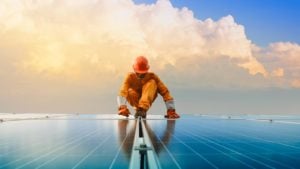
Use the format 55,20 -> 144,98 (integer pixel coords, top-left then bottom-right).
136,73 -> 146,79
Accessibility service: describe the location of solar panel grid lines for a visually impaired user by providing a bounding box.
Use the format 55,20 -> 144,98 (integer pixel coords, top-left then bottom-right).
186,117 -> 300,147
184,117 -> 300,168
143,120 -> 184,169
1,114 -> 300,169
147,119 -> 258,169
202,132 -> 300,168
0,118 -> 78,145
233,141 -> 300,162
70,135 -> 112,169
0,122 -> 90,157
14,126 -> 104,169
194,119 -> 287,140
181,128 -> 284,169
207,121 -> 300,162
108,128 -> 129,169
148,116 -> 300,169
155,121 -> 218,168
194,119 -> 300,165
146,120 -> 216,168
177,129 -> 256,169
0,133 -> 75,161
218,142 -> 296,169
0,119 -> 130,169
0,122 -> 92,169
33,133 -> 112,169
199,120 -> 300,151
170,131 -> 219,169
228,120 -> 300,140
150,126 -> 182,169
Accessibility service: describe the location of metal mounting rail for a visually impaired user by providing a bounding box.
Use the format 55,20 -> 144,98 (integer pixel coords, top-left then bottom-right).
129,117 -> 161,169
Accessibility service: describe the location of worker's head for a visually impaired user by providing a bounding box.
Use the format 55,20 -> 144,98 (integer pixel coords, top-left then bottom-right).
133,56 -> 149,74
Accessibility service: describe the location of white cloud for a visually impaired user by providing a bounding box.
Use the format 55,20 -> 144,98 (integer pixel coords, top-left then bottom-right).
0,0 -> 269,79
271,68 -> 284,77
255,42 -> 300,88
0,0 -> 300,112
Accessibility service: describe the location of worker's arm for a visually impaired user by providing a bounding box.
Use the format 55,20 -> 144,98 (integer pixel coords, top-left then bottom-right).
154,74 -> 176,110
117,73 -> 131,107
155,74 -> 173,101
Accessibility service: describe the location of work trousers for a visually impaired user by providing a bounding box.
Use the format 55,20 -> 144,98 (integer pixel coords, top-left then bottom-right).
126,79 -> 158,111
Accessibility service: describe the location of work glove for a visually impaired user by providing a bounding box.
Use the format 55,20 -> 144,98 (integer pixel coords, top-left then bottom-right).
165,109 -> 180,119
164,100 -> 180,119
118,105 -> 130,117
134,107 -> 147,119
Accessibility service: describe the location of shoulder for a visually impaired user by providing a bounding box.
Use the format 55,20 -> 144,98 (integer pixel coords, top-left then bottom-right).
147,72 -> 160,80
123,72 -> 135,80
147,72 -> 157,77
125,72 -> 135,77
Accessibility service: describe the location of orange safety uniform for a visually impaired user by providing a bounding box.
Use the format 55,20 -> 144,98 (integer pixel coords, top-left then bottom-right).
119,72 -> 173,111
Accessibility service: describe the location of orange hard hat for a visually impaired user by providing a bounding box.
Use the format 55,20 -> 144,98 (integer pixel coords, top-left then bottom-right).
133,56 -> 150,73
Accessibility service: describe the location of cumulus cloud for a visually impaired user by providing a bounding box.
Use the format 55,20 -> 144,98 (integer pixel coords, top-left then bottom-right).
0,0 -> 269,80
254,42 -> 300,88
0,0 -> 300,112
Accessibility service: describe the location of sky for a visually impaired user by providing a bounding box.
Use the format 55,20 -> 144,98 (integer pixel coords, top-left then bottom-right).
0,0 -> 299,114
136,0 -> 300,46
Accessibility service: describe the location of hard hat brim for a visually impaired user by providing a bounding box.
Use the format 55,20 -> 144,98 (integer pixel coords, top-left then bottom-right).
133,65 -> 149,73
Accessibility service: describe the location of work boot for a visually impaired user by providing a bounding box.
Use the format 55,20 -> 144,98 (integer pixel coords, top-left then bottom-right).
118,105 -> 130,117
135,108 -> 147,118
164,109 -> 180,119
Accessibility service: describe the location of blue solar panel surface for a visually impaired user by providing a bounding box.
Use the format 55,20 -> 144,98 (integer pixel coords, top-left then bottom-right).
0,114 -> 300,169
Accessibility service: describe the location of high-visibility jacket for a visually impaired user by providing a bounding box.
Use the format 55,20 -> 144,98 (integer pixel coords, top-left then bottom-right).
119,72 -> 173,101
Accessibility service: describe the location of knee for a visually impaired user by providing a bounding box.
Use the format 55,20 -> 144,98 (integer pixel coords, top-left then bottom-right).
128,88 -> 139,96
143,79 -> 158,93
127,88 -> 140,102
146,79 -> 157,87
126,88 -> 140,107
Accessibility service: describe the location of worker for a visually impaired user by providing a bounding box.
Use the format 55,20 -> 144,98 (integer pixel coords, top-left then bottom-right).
117,56 -> 180,119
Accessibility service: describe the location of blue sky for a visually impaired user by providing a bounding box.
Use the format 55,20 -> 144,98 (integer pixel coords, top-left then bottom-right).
134,0 -> 300,46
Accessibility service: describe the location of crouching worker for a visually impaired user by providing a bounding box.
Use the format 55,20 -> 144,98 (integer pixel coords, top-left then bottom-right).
117,56 -> 180,119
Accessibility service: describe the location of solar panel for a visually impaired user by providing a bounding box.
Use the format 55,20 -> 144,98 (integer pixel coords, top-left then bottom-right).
1,114 -> 300,169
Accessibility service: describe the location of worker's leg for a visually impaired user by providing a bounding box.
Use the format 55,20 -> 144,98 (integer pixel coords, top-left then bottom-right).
126,88 -> 140,108
138,79 -> 158,111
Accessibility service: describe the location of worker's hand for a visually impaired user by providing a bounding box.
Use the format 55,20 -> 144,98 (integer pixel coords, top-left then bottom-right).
118,105 -> 130,117
164,109 -> 180,119
118,105 -> 127,110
